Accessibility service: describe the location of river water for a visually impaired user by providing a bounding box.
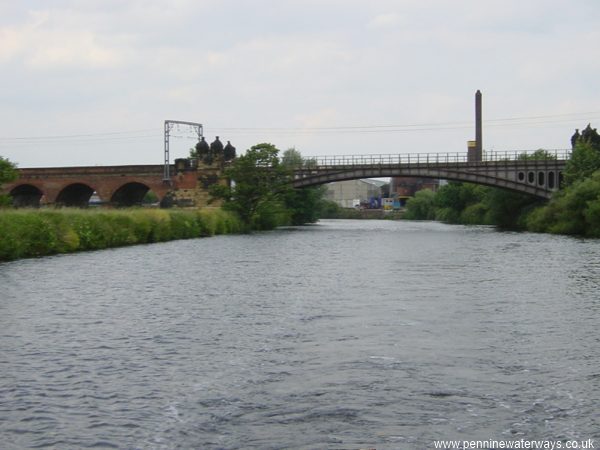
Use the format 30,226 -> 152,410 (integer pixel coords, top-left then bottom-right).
1,219 -> 599,449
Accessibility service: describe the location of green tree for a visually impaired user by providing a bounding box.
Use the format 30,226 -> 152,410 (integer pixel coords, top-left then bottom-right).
564,141 -> 600,186
142,190 -> 159,204
564,124 -> 600,186
527,169 -> 600,236
283,185 -> 327,225
404,189 -> 436,220
210,143 -> 292,230
281,147 -> 304,168
211,144 -> 327,229
516,149 -> 558,161
0,156 -> 18,207
432,182 -> 488,223
483,188 -> 542,229
280,147 -> 326,224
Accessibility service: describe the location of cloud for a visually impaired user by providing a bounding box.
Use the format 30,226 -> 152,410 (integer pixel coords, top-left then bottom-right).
2,0 -> 600,167
0,10 -> 124,70
367,12 -> 403,30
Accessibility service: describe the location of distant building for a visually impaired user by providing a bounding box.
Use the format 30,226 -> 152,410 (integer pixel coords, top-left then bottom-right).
390,177 -> 440,207
325,179 -> 386,208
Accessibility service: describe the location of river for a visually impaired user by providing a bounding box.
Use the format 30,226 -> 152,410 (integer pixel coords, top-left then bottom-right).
1,219 -> 599,449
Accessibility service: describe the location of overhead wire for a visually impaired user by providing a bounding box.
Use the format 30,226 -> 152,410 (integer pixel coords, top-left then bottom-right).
1,111 -> 599,145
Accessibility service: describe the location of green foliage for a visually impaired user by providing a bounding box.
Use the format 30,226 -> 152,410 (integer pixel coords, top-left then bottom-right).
0,156 -> 17,185
210,143 -> 290,230
403,189 -> 436,220
517,149 -> 558,161
583,197 -> 600,238
564,141 -> 600,186
482,188 -> 542,229
210,143 -> 326,230
281,147 -> 304,168
318,199 -> 342,218
411,181 -> 489,225
0,194 -> 12,208
434,182 -> 487,217
460,203 -> 489,225
526,170 -> 600,236
143,190 -> 159,204
283,186 -> 327,225
401,125 -> 600,236
0,208 -> 242,261
522,124 -> 600,237
405,181 -> 541,230
434,207 -> 460,223
0,156 -> 18,207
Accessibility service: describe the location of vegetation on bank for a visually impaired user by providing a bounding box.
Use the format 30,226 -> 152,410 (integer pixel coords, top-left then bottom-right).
403,181 -> 543,229
0,156 -> 18,207
210,144 -> 326,230
318,199 -> 404,220
527,125 -> 600,237
0,208 -> 243,261
404,125 -> 600,237
0,144 -> 328,261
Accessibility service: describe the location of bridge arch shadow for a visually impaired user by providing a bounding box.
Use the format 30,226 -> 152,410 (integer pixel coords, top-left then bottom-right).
56,183 -> 96,207
111,182 -> 156,207
10,184 -> 44,207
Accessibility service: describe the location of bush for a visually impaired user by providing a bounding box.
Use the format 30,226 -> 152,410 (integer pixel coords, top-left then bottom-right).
434,207 -> 460,224
0,208 -> 244,261
460,203 -> 489,225
404,189 -> 436,220
525,170 -> 600,236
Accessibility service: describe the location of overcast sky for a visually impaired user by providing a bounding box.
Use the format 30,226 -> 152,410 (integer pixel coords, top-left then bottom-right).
1,0 -> 599,167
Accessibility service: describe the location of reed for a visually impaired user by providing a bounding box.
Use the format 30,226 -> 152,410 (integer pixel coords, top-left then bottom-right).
0,208 -> 243,261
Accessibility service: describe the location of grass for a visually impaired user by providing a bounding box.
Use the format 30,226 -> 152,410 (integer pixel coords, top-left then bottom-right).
0,207 -> 243,261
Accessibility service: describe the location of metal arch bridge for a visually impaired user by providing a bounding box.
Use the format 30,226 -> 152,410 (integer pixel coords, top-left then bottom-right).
291,149 -> 570,199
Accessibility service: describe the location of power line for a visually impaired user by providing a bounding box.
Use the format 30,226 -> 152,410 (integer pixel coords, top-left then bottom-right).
210,111 -> 600,131
0,128 -> 157,141
1,111 -> 598,144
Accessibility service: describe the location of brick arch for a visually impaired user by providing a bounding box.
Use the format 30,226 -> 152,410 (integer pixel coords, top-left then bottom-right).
3,165 -> 174,206
108,181 -> 153,206
55,182 -> 97,207
10,183 -> 44,207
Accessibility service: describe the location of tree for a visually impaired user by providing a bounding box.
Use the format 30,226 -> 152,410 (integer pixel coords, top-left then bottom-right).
404,189 -> 436,220
283,185 -> 327,225
209,143 -> 292,230
281,147 -> 304,168
516,149 -> 557,161
564,124 -> 600,185
564,141 -> 600,186
210,144 -> 327,229
483,188 -> 542,229
0,156 -> 18,207
580,123 -> 600,147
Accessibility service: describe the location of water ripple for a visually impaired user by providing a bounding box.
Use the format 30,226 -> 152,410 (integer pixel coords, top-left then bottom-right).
1,220 -> 599,448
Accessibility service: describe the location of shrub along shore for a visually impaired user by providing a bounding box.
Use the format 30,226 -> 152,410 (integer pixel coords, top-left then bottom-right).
0,208 -> 243,262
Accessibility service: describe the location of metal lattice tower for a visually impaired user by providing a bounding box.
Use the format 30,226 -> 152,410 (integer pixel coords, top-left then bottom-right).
163,120 -> 203,182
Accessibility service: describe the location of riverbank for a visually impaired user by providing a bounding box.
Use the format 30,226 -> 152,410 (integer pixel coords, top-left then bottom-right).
319,208 -> 404,220
0,208 -> 243,261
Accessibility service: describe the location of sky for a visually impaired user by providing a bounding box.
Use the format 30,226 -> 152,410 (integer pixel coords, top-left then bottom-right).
1,0 -> 599,168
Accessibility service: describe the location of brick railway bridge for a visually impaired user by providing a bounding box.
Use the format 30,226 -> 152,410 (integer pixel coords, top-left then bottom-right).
3,150 -> 569,207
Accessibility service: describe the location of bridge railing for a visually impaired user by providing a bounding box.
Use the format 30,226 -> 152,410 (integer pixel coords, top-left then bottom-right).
298,149 -> 570,168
